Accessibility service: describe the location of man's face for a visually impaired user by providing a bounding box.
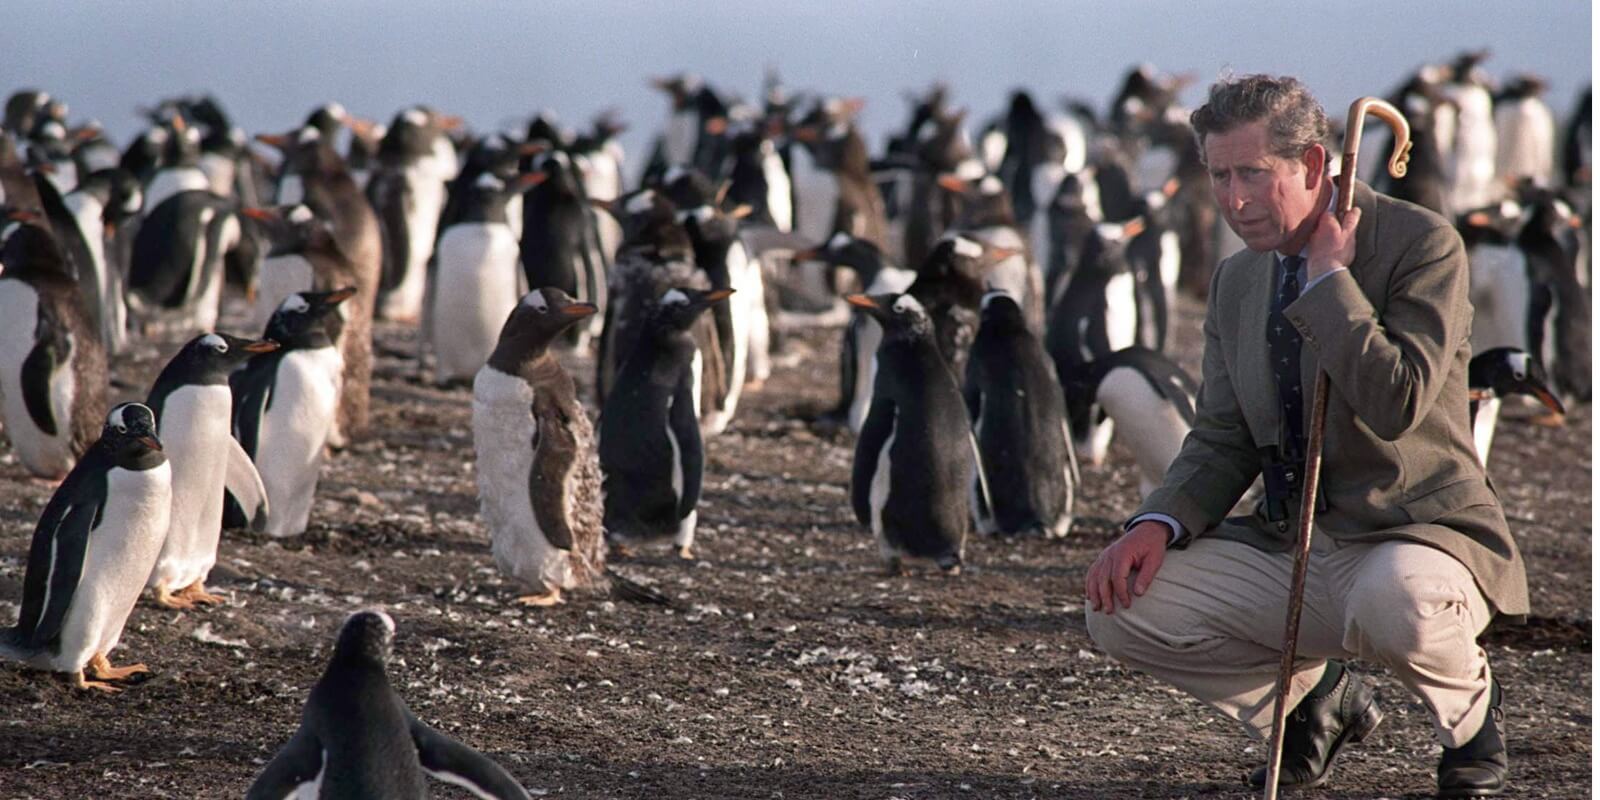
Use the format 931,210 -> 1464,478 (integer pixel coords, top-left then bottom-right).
1204,120 -> 1322,253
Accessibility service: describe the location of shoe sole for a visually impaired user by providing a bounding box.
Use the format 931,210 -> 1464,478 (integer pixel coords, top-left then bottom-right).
1251,701 -> 1385,791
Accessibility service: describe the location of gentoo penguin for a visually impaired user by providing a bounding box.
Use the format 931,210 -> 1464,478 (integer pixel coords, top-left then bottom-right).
272,103 -> 351,205
1042,169 -> 1102,305
242,203 -> 329,329
1494,74 -> 1557,188
0,403 -> 169,692
1515,185 -> 1591,404
1044,219 -> 1143,380
1468,347 -> 1565,467
473,288 -> 606,604
1124,188 -> 1181,352
725,120 -> 794,232
1062,346 -> 1197,489
941,171 -> 1047,334
906,232 -> 1013,380
2,90 -> 52,137
256,125 -> 381,444
593,190 -> 727,434
1460,199 -> 1533,356
0,211 -> 107,479
431,172 -> 539,385
904,104 -> 975,270
70,122 -> 123,178
245,610 -> 532,800
145,333 -> 275,608
794,232 -> 916,431
599,287 -> 733,560
570,112 -> 628,267
230,290 -> 353,538
140,115 -> 211,213
369,106 -> 459,321
519,149 -> 607,349
791,98 -> 889,252
35,167 -> 141,354
847,292 -> 972,575
124,187 -> 255,336
965,291 -> 1076,537
23,116 -> 79,194
1442,50 -> 1500,215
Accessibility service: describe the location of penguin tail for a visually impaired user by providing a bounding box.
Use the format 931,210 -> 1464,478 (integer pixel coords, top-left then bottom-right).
604,568 -> 683,610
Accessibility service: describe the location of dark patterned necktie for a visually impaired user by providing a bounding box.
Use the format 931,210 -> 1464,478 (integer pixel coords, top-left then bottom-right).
1269,255 -> 1305,460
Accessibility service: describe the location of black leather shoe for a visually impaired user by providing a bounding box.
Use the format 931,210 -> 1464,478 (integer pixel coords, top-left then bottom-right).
1438,681 -> 1507,798
1248,665 -> 1384,789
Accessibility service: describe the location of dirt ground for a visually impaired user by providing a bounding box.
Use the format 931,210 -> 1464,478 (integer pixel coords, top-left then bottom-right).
0,291 -> 1589,799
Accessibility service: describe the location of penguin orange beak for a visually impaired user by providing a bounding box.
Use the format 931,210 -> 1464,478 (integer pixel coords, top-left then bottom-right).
561,303 -> 598,318
519,141 -> 549,156
703,289 -> 736,304
139,436 -> 163,452
515,172 -> 549,190
791,248 -> 820,262
727,204 -> 753,220
327,287 -> 358,304
791,126 -> 820,143
983,246 -> 1021,267
845,294 -> 879,310
437,114 -> 464,132
1122,218 -> 1147,239
936,173 -> 970,194
244,340 -> 281,354
1533,387 -> 1567,416
241,207 -> 278,223
254,133 -> 290,150
703,116 -> 728,135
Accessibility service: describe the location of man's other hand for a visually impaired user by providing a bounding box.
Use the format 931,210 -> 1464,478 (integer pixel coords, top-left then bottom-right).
1085,521 -> 1170,614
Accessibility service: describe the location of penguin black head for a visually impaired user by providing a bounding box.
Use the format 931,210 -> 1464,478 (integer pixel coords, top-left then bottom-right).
488,287 -> 599,370
1079,220 -> 1143,275
302,102 -> 350,141
101,402 -> 165,468
265,288 -> 356,347
3,90 -> 50,136
650,287 -> 733,333
650,74 -> 704,112
846,292 -> 934,340
381,107 -> 454,164
241,204 -> 333,257
979,290 -> 1029,333
601,189 -> 694,261
657,165 -> 717,209
159,332 -> 281,387
939,171 -> 1015,227
0,209 -> 71,279
256,125 -> 344,180
795,232 -> 888,279
921,233 -> 1018,284
331,609 -> 396,669
1468,347 -> 1566,415
527,149 -> 581,198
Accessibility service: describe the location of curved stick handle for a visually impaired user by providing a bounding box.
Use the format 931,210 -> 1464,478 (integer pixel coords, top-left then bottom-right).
1338,97 -> 1412,216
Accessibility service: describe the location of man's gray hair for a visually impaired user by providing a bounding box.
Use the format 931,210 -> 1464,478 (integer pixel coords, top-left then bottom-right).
1190,74 -> 1332,164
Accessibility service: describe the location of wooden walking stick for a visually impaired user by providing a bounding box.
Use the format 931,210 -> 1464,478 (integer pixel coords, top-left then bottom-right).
1261,97 -> 1411,800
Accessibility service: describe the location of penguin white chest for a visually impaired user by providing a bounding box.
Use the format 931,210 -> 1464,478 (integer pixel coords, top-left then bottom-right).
869,422 -> 898,546
1098,367 -> 1190,496
1103,272 -> 1138,351
431,224 -> 522,383
53,462 -> 172,671
473,368 -> 568,586
761,149 -> 794,232
151,386 -> 235,589
1472,397 -> 1502,467
0,282 -> 76,477
258,348 -> 344,538
1467,243 -> 1529,354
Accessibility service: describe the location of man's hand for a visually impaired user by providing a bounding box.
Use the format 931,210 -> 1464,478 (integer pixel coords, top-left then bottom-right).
1306,204 -> 1360,281
1085,521 -> 1170,614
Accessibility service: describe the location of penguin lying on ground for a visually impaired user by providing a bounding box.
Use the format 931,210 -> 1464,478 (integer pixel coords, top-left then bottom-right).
145,333 -> 274,608
0,209 -> 107,480
0,403 -> 169,692
229,289 -> 353,538
965,291 -> 1077,537
600,287 -> 733,561
246,610 -> 532,800
848,292 -> 974,575
1468,347 -> 1566,467
474,288 -> 607,605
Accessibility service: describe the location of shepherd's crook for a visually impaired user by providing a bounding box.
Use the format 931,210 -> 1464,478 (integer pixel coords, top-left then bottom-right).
1261,97 -> 1411,800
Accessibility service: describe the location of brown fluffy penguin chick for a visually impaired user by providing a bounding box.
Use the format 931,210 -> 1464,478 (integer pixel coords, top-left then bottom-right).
472,287 -> 605,606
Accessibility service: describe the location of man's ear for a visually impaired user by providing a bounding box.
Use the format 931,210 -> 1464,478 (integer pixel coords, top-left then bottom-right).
1300,143 -> 1327,189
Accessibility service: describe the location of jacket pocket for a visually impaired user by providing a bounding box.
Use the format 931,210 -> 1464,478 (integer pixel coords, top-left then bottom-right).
1400,478 -> 1499,524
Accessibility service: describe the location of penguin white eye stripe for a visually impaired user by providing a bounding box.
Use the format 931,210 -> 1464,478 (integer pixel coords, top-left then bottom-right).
288,205 -> 315,224
1095,223 -> 1127,242
954,159 -> 987,181
979,175 -> 1004,195
278,294 -> 311,314
108,405 -> 129,429
201,333 -> 228,351
297,127 -> 321,144
944,235 -> 983,258
326,102 -> 347,120
402,108 -> 428,126
892,294 -> 924,314
521,289 -> 549,312
827,232 -> 853,250
661,289 -> 690,305
475,173 -> 505,191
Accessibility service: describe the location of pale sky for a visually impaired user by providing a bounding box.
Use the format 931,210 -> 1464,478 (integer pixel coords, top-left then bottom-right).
2,1 -> 1590,163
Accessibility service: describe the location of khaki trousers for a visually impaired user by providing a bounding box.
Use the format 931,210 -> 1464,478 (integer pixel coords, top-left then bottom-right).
1085,530 -> 1494,748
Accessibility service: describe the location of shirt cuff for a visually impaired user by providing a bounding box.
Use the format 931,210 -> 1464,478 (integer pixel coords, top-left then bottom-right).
1303,265 -> 1347,291
1128,513 -> 1186,546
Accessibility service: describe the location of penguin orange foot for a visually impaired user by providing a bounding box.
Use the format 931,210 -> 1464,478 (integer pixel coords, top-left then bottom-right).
677,545 -> 697,561
1532,411 -> 1567,427
152,583 -> 195,610
175,581 -> 226,606
87,653 -> 149,682
515,588 -> 563,607
70,671 -> 123,694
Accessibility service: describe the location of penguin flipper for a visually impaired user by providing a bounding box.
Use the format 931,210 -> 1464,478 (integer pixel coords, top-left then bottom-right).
19,308 -> 69,437
669,373 -> 704,520
408,712 -> 532,800
19,489 -> 101,649
223,435 -> 270,532
529,403 -> 576,551
245,728 -> 324,800
851,399 -> 895,527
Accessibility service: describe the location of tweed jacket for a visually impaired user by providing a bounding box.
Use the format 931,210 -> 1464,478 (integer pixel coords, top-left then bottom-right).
1134,181 -> 1529,617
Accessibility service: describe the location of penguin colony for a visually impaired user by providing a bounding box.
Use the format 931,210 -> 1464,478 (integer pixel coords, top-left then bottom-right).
0,54 -> 1587,795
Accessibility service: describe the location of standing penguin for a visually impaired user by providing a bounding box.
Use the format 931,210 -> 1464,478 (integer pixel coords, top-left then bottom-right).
1062,346 -> 1197,489
431,172 -> 540,385
1468,347 -> 1566,467
0,211 -> 107,480
245,610 -> 532,800
124,188 -> 252,336
795,232 -> 916,431
1044,219 -> 1143,381
145,332 -> 274,608
907,232 -> 1013,380
848,292 -> 973,575
1494,74 -> 1557,187
965,291 -> 1076,538
369,107 -> 458,322
0,403 -> 170,692
473,288 -> 606,605
241,203 -> 332,329
230,290 -> 353,538
35,167 -> 141,354
599,287 -> 733,560
519,149 -> 607,349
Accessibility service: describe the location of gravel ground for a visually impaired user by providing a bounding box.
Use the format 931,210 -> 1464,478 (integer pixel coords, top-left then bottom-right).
0,291 -> 1588,799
